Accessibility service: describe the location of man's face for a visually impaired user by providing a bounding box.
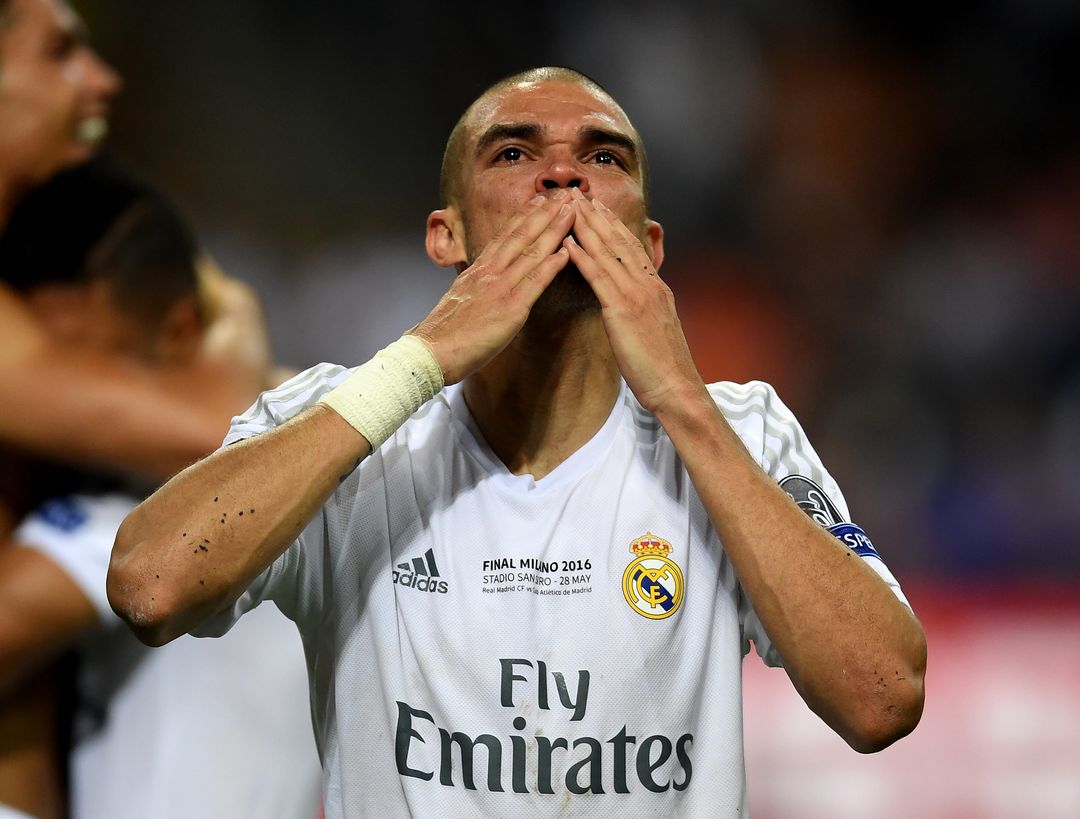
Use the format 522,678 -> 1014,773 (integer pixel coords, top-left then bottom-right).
442,78 -> 661,319
0,0 -> 120,189
455,79 -> 653,261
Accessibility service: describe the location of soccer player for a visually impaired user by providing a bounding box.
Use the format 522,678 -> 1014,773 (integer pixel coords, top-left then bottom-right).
0,0 -> 266,480
111,67 -> 927,816
0,160 -> 320,819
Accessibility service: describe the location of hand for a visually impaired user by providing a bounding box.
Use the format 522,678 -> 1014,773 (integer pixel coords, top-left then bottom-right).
411,190 -> 574,384
195,255 -> 272,393
563,189 -> 704,414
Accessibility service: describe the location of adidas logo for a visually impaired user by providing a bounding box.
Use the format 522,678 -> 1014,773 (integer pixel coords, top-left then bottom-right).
392,548 -> 449,594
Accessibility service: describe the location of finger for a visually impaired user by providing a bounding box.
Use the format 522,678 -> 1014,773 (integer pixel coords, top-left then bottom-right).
502,201 -> 576,283
481,190 -> 572,272
567,197 -> 613,258
592,198 -> 657,276
562,234 -> 620,307
568,198 -> 634,297
570,191 -> 655,278
509,246 -> 570,306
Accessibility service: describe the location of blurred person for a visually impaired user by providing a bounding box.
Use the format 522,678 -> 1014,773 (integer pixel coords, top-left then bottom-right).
0,0 -> 116,225
112,67 -> 926,817
0,6 -> 314,817
0,0 -> 268,481
0,160 -> 320,818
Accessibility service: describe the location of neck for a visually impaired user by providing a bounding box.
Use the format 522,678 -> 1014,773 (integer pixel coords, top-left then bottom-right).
463,310 -> 621,481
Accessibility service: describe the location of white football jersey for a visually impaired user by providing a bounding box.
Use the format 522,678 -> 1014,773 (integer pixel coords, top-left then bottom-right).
203,365 -> 909,818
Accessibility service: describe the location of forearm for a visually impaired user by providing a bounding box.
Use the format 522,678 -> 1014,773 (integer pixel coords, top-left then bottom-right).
656,384 -> 926,752
0,349 -> 251,480
108,404 -> 370,646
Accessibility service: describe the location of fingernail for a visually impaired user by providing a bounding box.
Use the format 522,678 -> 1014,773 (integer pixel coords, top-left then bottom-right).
559,203 -> 571,217
530,194 -> 545,206
552,188 -> 569,201
570,187 -> 585,199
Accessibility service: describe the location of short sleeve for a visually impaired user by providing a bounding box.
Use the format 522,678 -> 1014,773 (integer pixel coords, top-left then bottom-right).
14,494 -> 138,625
193,543 -> 300,637
224,362 -> 355,446
709,381 -> 911,668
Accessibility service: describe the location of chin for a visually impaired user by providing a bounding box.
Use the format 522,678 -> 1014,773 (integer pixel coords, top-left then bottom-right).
65,142 -> 101,167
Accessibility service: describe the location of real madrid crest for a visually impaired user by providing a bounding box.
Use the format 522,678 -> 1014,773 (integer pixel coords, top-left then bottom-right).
622,532 -> 684,620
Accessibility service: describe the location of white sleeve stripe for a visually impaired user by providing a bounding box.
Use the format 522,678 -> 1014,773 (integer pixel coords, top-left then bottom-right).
627,383 -> 831,487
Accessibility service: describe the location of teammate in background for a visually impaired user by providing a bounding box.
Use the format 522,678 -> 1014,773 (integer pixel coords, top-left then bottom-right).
0,160 -> 321,819
0,3 -> 313,815
111,67 -> 927,816
0,4 -> 261,815
0,0 -> 268,481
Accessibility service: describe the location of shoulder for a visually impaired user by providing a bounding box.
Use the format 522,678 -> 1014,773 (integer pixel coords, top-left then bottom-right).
705,379 -> 794,424
226,364 -> 458,448
705,379 -> 808,450
224,362 -> 356,445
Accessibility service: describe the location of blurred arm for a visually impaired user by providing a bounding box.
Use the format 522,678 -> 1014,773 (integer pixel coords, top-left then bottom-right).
0,669 -> 66,819
195,255 -> 274,391
0,278 -> 268,481
0,542 -> 97,699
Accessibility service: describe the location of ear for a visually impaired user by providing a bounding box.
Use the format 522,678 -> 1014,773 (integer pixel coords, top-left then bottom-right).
152,296 -> 203,365
644,218 -> 665,272
425,206 -> 469,268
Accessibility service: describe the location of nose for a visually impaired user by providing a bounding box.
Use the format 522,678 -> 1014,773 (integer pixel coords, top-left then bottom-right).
88,49 -> 123,101
535,152 -> 589,194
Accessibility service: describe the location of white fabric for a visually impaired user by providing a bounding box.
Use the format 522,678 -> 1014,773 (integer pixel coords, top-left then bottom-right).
205,365 -> 911,818
15,495 -> 321,819
14,494 -> 131,621
0,804 -> 34,819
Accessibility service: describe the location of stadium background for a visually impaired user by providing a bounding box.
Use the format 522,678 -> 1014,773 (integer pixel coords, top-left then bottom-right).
81,1 -> 1080,815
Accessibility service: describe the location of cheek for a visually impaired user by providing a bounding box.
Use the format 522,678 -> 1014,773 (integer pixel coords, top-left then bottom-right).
463,190 -> 520,257
4,81 -> 79,157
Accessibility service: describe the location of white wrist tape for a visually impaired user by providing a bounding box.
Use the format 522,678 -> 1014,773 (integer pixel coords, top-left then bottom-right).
318,335 -> 444,450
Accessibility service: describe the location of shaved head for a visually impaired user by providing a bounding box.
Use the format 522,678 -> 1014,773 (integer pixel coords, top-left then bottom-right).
439,66 -> 650,211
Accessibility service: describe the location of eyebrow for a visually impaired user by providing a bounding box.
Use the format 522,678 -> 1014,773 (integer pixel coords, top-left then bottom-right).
473,123 -> 543,160
473,122 -> 641,170
578,127 -> 640,169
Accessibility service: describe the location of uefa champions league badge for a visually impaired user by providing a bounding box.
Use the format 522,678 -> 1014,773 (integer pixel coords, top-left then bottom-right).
622,532 -> 685,620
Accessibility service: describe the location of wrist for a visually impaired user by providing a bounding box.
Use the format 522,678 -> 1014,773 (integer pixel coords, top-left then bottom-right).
317,335 -> 444,450
650,379 -> 734,445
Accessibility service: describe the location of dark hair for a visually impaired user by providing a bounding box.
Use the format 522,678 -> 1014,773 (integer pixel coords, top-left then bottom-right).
438,66 -> 650,210
0,157 -> 199,330
87,193 -> 200,329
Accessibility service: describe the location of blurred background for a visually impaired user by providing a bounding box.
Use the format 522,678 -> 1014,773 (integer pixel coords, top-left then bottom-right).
81,0 -> 1079,815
